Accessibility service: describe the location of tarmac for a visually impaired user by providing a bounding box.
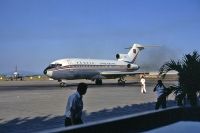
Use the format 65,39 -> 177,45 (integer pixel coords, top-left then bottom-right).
0,79 -> 178,133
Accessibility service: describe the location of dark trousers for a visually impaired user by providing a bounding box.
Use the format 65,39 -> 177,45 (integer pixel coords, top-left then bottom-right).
65,117 -> 83,127
155,94 -> 166,110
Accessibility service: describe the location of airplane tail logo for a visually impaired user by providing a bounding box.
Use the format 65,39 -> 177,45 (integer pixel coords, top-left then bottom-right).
116,43 -> 144,63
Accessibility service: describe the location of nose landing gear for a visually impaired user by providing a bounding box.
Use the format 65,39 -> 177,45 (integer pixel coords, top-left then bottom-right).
59,82 -> 66,87
58,80 -> 66,87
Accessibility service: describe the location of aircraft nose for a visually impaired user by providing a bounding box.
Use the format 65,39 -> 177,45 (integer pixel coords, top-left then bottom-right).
43,68 -> 48,75
43,68 -> 53,77
46,70 -> 53,77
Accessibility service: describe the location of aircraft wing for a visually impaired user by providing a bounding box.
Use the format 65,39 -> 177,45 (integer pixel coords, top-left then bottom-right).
100,71 -> 148,77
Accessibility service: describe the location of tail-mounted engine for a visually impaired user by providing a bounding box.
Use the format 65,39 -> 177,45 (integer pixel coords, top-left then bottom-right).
116,54 -> 129,61
127,64 -> 139,70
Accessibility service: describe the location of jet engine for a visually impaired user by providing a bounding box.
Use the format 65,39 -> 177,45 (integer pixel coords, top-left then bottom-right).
116,54 -> 128,60
127,64 -> 139,70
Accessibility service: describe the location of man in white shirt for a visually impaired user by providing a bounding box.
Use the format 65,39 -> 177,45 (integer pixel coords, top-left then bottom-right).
140,76 -> 146,93
64,82 -> 88,126
153,80 -> 167,110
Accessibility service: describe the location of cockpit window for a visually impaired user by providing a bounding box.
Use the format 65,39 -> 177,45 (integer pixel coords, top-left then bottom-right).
48,64 -> 62,69
56,64 -> 62,66
44,64 -> 62,74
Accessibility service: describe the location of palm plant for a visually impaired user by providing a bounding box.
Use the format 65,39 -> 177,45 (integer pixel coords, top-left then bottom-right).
159,51 -> 200,106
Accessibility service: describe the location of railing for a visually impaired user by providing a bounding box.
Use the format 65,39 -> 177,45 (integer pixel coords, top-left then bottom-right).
39,107 -> 200,133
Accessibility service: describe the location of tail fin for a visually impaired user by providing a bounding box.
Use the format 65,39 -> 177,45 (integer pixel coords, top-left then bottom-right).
128,43 -> 144,63
116,43 -> 144,63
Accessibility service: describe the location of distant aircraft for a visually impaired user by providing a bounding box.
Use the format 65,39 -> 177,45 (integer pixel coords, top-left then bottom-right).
44,43 -> 145,87
6,66 -> 23,81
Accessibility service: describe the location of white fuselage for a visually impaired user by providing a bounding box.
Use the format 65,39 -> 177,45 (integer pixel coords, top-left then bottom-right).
44,58 -> 139,80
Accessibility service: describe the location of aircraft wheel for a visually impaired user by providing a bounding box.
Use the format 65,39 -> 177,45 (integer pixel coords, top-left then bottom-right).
95,79 -> 102,85
60,82 -> 65,87
118,79 -> 125,86
99,79 -> 102,85
121,81 -> 125,86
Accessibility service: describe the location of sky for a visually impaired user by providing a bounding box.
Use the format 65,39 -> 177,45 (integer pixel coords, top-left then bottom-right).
0,0 -> 200,74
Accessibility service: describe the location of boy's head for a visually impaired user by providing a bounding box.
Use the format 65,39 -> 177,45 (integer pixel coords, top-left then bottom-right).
77,82 -> 88,95
158,80 -> 163,85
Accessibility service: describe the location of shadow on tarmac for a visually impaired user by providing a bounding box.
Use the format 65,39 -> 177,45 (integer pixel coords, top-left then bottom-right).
0,100 -> 176,133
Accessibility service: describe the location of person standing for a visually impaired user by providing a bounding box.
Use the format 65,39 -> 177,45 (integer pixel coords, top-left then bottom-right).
140,76 -> 146,93
153,80 -> 167,110
64,83 -> 88,126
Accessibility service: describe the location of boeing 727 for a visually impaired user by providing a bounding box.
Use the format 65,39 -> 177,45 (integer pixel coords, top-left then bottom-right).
44,43 -> 144,87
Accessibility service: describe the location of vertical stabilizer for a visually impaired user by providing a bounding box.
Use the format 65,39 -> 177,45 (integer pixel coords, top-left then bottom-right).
116,43 -> 144,63
128,44 -> 144,63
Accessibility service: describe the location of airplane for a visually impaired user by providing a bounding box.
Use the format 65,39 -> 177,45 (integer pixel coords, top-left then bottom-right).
43,43 -> 145,87
6,66 -> 23,81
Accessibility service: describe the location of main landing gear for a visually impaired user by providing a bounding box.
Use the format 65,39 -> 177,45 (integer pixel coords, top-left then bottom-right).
95,79 -> 102,85
118,77 -> 126,86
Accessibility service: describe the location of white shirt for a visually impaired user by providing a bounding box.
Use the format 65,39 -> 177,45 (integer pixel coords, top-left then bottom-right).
140,78 -> 145,85
65,91 -> 83,119
155,85 -> 165,97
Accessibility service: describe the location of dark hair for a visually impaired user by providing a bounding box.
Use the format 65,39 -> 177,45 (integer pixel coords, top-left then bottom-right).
77,82 -> 88,94
158,80 -> 162,84
157,80 -> 163,86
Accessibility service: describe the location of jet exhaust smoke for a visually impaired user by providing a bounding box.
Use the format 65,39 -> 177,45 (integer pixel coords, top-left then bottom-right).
135,45 -> 179,72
